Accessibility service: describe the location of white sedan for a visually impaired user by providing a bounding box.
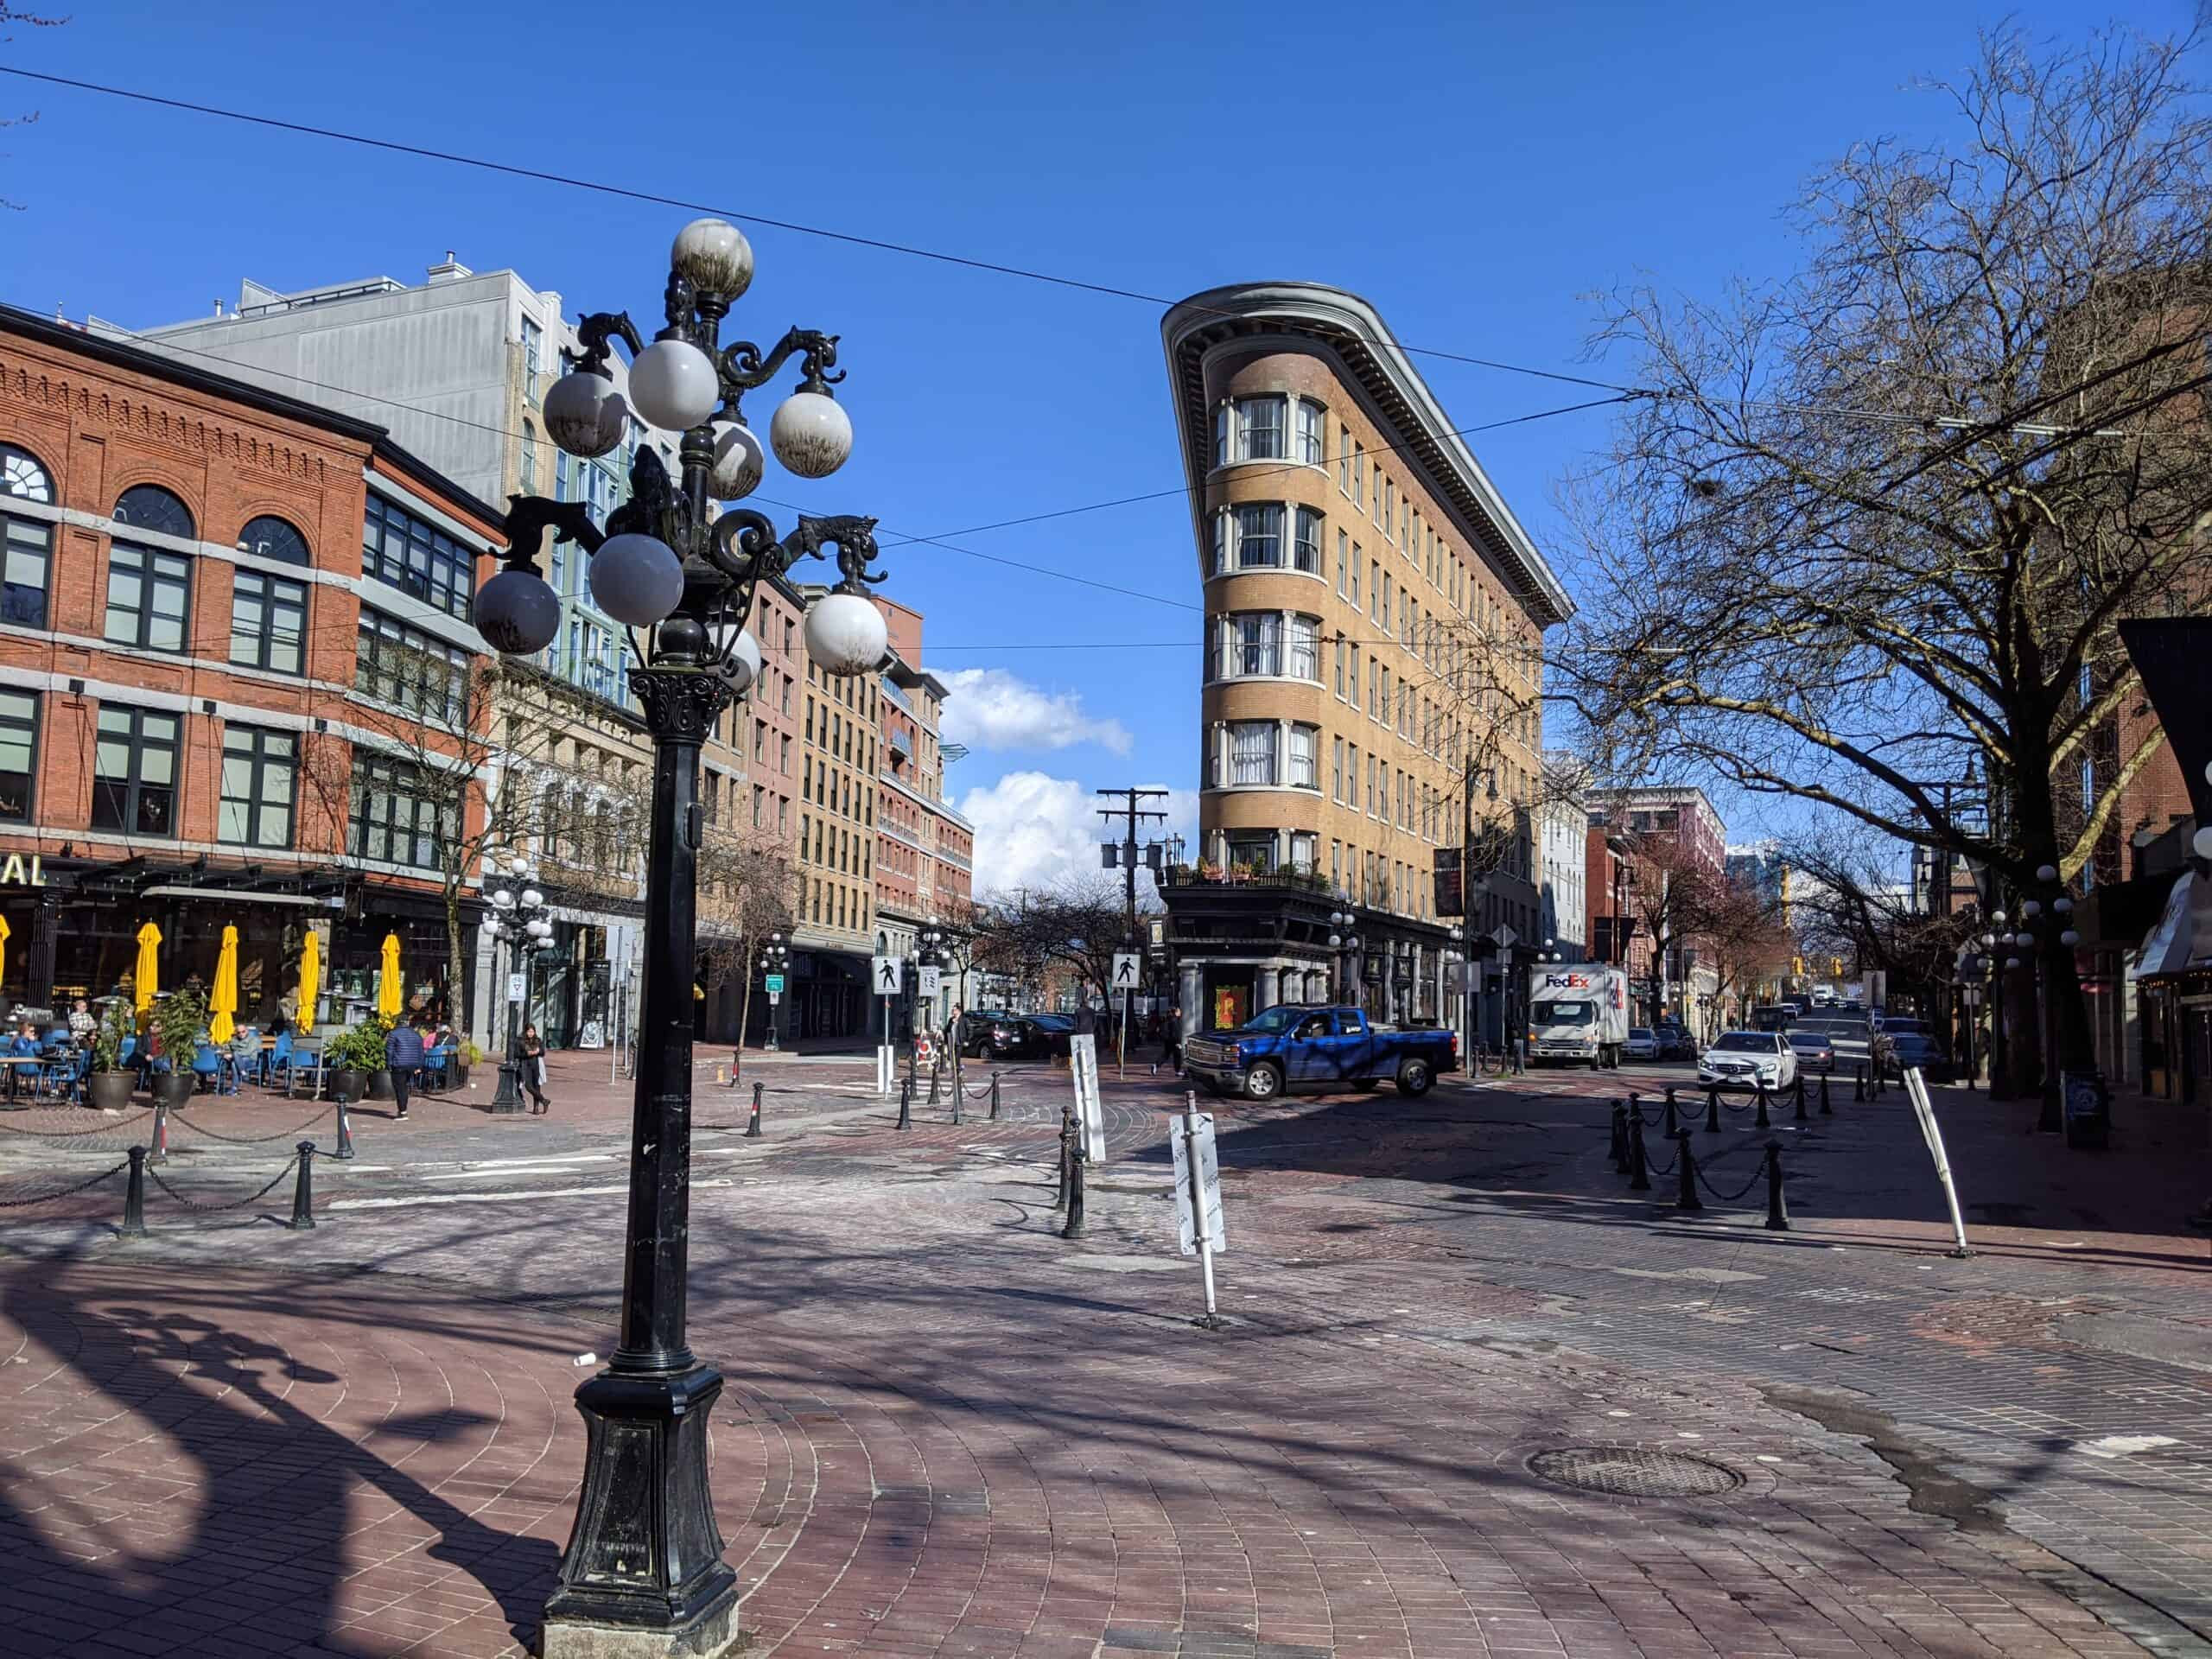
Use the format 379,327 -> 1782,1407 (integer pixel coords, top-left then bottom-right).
1698,1030 -> 1798,1092
1624,1028 -> 1658,1061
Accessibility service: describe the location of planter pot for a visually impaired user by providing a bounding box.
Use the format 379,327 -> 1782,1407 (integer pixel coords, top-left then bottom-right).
87,1071 -> 136,1111
449,1062 -> 470,1089
366,1068 -> 394,1102
152,1073 -> 194,1109
327,1068 -> 367,1104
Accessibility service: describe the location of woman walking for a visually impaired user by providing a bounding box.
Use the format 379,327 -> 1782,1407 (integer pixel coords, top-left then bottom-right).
521,1024 -> 550,1113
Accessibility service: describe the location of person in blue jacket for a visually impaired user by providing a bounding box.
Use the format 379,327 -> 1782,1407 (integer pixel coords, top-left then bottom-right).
385,1019 -> 426,1122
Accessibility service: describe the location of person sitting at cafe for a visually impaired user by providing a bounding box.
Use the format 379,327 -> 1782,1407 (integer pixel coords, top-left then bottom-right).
67,998 -> 95,1046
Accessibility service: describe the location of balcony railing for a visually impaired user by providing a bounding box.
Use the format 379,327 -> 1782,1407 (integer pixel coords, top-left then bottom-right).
1158,861 -> 1332,895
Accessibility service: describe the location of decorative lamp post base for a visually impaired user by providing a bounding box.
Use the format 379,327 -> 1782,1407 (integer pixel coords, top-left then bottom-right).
489,1058 -> 529,1115
541,1363 -> 741,1659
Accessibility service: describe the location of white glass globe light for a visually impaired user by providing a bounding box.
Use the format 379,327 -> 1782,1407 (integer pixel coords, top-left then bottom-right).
1992,910 -> 2007,925
2195,825 -> 2212,860
1328,933 -> 1342,949
626,338 -> 720,432
589,533 -> 686,627
522,889 -> 545,909
804,589 -> 888,675
671,217 -> 754,300
2054,897 -> 2073,913
2021,899 -> 2041,917
2036,863 -> 2059,882
543,369 -> 628,458
2061,930 -> 2081,946
721,627 -> 761,694
493,889 -> 515,910
707,421 -> 766,500
2005,956 -> 2022,969
529,918 -> 553,940
474,569 -> 562,655
770,390 -> 853,478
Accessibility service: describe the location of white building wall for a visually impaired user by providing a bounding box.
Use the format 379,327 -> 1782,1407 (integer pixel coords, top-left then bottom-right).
1538,795 -> 1588,960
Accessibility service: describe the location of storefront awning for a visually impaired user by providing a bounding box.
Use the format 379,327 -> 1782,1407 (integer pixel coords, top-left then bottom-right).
138,884 -> 346,909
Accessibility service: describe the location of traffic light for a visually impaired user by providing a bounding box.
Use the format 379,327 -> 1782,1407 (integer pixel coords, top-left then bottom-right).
1792,955 -> 1804,977
1830,957 -> 1843,977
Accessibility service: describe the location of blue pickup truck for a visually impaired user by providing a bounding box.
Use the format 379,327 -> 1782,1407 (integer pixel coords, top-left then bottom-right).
1181,1004 -> 1459,1100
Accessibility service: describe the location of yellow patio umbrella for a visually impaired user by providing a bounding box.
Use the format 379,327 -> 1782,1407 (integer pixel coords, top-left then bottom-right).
134,923 -> 162,1011
377,932 -> 404,1020
0,915 -> 10,989
209,925 -> 240,1045
297,928 -> 321,1028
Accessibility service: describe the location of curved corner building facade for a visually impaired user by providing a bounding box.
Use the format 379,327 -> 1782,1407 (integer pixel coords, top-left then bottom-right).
1160,283 -> 1573,1040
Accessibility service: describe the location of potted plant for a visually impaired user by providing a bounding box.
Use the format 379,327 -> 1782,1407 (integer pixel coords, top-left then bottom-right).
149,987 -> 210,1108
86,998 -> 138,1112
364,1016 -> 397,1100
322,1020 -> 387,1104
452,1037 -> 479,1089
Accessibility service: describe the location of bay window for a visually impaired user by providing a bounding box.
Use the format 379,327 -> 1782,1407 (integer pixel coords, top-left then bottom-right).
1286,613 -> 1319,680
1214,395 -> 1286,464
1289,830 -> 1319,874
1295,399 -> 1325,464
1292,506 -> 1322,572
1288,723 -> 1319,790
1229,721 -> 1277,786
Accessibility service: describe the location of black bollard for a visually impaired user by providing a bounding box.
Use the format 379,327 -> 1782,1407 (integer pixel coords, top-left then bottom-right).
1873,1063 -> 1885,1099
288,1140 -> 317,1231
1060,1145 -> 1088,1240
1662,1085 -> 1680,1138
1628,1113 -> 1651,1192
149,1098 -> 169,1164
1675,1130 -> 1702,1211
1705,1086 -> 1721,1134
1820,1073 -> 1833,1116
928,1064 -> 941,1107
895,1079 -> 912,1131
951,1072 -> 963,1126
989,1072 -> 1001,1121
1754,1081 -> 1771,1129
746,1081 -> 763,1138
1854,1064 -> 1866,1102
335,1095 -> 356,1160
1764,1142 -> 1789,1231
1053,1109 -> 1071,1211
122,1144 -> 148,1237
1793,1073 -> 1808,1122
1628,1091 -> 1642,1134
1609,1102 -> 1628,1170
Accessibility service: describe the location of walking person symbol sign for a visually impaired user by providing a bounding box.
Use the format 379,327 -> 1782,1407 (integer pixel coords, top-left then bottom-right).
872,955 -> 903,1095
1112,952 -> 1139,1077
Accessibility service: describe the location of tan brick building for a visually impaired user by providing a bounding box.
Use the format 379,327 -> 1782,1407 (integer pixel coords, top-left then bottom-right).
1160,283 -> 1573,1040
0,303 -> 502,1022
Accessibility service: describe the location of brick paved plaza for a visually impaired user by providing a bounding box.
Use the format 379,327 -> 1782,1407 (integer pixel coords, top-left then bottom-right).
3,1053 -> 2210,1658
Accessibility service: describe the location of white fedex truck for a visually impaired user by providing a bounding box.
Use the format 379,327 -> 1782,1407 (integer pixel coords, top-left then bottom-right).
1527,965 -> 1632,1069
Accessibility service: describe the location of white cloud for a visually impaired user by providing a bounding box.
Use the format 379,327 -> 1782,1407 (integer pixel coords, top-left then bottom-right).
939,667 -> 1130,755
958,773 -> 1203,900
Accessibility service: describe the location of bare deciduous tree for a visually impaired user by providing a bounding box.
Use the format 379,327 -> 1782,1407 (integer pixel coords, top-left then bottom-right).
1557,22 -> 2212,1086
696,823 -> 800,1047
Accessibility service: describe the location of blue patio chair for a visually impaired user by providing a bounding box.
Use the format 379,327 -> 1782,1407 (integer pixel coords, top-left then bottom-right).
421,1043 -> 453,1093
190,1042 -> 223,1095
267,1030 -> 295,1088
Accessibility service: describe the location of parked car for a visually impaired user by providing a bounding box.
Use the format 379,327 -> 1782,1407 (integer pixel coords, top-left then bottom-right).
1656,1024 -> 1695,1060
1797,1014 -> 1879,1074
1785,1028 -> 1836,1072
957,1009 -> 1010,1057
976,1014 -> 1073,1062
1180,1004 -> 1459,1100
1883,1028 -> 1954,1083
1698,1030 -> 1798,1092
1624,1027 -> 1658,1061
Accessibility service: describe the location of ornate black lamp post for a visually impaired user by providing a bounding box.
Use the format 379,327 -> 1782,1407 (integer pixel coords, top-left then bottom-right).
472,217 -> 888,1659
760,931 -> 788,1052
484,850 -> 552,1114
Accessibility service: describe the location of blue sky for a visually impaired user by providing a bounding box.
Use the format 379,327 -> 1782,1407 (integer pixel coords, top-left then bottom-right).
2,0 -> 2178,892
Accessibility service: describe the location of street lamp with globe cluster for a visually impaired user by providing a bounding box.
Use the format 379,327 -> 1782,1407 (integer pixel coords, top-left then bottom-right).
470,215 -> 891,1659
1332,910 -> 1363,1007
760,931 -> 789,1052
482,851 -> 554,1114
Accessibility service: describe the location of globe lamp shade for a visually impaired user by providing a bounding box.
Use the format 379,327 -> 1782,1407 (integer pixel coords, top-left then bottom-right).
671,217 -> 754,300
626,338 -> 721,433
804,590 -> 887,675
770,390 -> 853,478
522,889 -> 545,909
722,627 -> 762,695
2061,930 -> 2081,946
474,569 -> 562,655
492,889 -> 515,910
2196,825 -> 2212,860
2036,863 -> 2059,882
2005,957 -> 2022,969
589,533 -> 686,627
543,368 -> 628,458
708,421 -> 766,500
2054,897 -> 2073,913
2021,899 -> 2041,917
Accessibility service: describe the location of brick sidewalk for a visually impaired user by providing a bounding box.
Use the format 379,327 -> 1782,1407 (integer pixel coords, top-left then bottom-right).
3,1058 -> 2209,1656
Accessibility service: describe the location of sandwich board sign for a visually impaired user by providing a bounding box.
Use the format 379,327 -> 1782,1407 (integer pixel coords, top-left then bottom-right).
1069,1033 -> 1107,1164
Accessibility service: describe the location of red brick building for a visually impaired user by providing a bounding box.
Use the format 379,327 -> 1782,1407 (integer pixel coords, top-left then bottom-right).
0,304 -> 502,1022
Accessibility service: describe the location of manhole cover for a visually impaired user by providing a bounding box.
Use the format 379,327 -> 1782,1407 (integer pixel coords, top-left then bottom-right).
1526,1446 -> 1745,1497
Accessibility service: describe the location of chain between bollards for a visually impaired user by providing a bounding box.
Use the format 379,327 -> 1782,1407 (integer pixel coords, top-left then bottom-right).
1674,1129 -> 1701,1211
746,1081 -> 763,1138
1627,1111 -> 1650,1192
1764,1141 -> 1789,1230
1704,1085 -> 1721,1133
334,1095 -> 355,1160
895,1078 -> 912,1131
288,1140 -> 317,1231
122,1144 -> 148,1236
1060,1144 -> 1087,1239
989,1072 -> 1001,1121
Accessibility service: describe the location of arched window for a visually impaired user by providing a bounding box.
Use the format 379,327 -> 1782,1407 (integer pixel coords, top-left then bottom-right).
237,514 -> 311,567
112,485 -> 195,539
0,446 -> 54,628
1,443 -> 53,504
